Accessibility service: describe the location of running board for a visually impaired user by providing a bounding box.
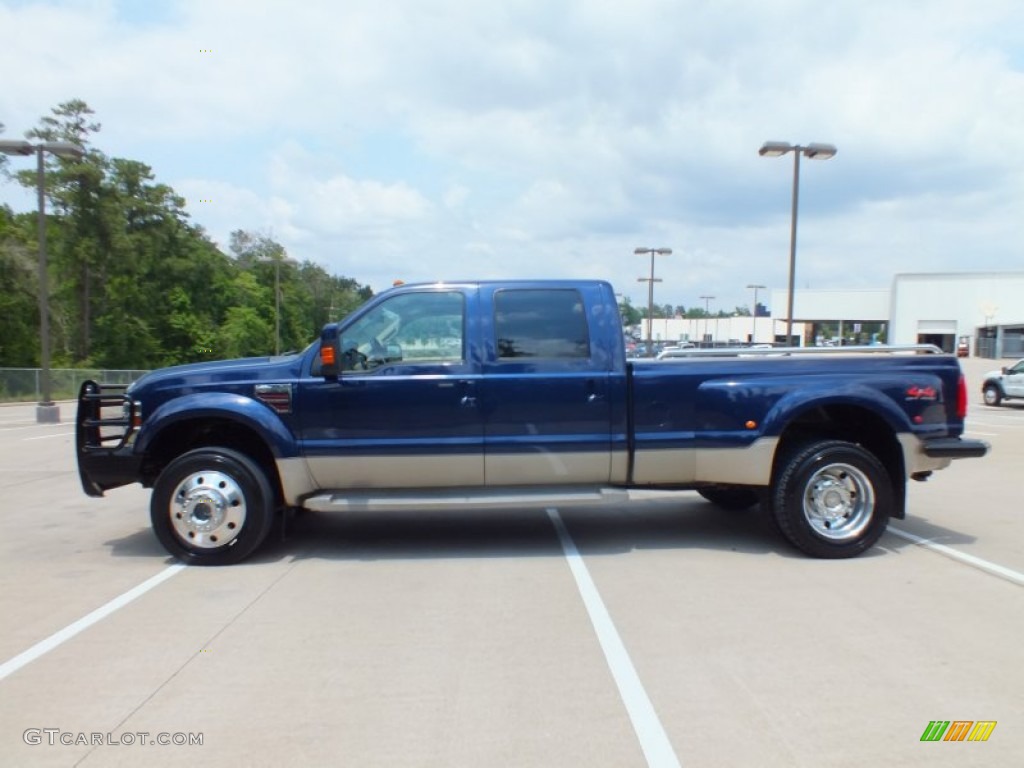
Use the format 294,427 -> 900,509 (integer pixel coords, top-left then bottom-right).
302,486 -> 631,513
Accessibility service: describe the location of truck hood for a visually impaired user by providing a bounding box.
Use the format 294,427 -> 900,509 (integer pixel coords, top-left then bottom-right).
127,353 -> 304,395
982,367 -> 1005,381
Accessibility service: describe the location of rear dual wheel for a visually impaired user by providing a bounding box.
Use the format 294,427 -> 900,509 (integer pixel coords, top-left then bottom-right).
770,439 -> 893,559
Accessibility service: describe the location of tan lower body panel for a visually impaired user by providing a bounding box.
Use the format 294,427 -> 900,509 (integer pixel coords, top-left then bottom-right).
297,454 -> 483,498
485,451 -> 614,486
279,433 -> 937,505
631,438 -> 779,486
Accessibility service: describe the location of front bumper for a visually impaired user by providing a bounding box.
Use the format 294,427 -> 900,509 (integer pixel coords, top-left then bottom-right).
76,381 -> 142,497
922,437 -> 990,459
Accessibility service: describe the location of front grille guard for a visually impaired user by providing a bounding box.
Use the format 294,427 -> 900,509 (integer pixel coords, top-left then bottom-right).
76,380 -> 135,453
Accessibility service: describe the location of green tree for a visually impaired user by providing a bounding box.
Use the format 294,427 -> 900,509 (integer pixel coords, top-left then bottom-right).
617,296 -> 642,326
0,207 -> 40,366
15,99 -> 103,362
1,102 -> 376,369
229,229 -> 373,353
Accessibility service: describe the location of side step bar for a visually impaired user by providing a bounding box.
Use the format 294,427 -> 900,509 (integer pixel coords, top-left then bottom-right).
303,486 -> 632,513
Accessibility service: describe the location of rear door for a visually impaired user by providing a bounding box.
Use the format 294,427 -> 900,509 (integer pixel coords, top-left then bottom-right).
479,285 -> 614,486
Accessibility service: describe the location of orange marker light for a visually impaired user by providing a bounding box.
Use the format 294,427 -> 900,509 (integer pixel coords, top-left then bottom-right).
745,420 -> 757,429
321,346 -> 336,366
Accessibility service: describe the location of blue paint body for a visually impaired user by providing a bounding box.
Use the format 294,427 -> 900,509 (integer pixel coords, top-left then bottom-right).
77,279 -> 980,496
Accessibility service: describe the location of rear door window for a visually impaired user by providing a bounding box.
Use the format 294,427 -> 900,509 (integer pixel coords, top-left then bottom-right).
493,289 -> 590,360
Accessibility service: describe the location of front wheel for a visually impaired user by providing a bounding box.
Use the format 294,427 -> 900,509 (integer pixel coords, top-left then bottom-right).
150,447 -> 275,565
983,384 -> 1003,407
770,439 -> 893,559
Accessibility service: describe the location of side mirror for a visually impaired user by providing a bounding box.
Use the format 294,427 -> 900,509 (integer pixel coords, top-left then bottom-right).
319,324 -> 341,378
1002,367 -> 1009,375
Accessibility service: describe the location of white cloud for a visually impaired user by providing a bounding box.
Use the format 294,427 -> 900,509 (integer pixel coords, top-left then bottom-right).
2,0 -> 1024,307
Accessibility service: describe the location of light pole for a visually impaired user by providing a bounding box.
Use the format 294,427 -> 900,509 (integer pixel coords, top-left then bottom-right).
747,283 -> 766,344
759,141 -> 837,345
0,138 -> 84,423
700,295 -> 715,345
635,247 -> 671,356
259,251 -> 297,355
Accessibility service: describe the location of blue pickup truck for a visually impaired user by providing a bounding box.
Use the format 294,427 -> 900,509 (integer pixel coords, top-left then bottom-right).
77,279 -> 987,565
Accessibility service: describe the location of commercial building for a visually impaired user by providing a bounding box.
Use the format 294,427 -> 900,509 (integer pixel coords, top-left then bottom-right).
637,272 -> 1024,358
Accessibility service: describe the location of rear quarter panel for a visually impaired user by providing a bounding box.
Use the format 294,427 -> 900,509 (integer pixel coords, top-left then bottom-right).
628,353 -> 964,485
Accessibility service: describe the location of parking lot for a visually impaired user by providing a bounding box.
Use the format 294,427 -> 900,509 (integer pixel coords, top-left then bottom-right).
0,356 -> 1021,767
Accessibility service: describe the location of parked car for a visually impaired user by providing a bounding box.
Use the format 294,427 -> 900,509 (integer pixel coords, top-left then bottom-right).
981,359 -> 1024,406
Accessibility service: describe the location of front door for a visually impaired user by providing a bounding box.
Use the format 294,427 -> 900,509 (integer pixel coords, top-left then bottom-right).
298,288 -> 484,489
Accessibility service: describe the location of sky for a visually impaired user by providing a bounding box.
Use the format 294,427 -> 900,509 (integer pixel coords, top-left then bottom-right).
1,0 -> 1023,314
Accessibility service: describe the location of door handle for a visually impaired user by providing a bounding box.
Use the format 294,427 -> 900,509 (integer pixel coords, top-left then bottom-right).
460,396 -> 477,407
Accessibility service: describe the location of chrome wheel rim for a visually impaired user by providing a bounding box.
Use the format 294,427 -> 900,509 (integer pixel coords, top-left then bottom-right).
802,462 -> 874,541
169,470 -> 246,549
983,388 -> 999,406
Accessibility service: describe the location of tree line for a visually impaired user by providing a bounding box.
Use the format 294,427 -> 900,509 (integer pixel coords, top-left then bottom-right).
618,299 -> 767,327
0,100 -> 372,370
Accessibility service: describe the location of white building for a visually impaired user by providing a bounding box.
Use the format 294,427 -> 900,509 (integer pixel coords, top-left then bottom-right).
639,315 -> 804,347
637,271 -> 1024,357
887,272 -> 1022,357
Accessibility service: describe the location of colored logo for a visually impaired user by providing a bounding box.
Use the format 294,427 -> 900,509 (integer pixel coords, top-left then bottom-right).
920,720 -> 996,742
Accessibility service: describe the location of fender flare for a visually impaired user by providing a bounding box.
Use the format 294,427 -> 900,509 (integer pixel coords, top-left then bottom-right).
135,392 -> 298,458
981,377 -> 1004,393
758,385 -> 913,439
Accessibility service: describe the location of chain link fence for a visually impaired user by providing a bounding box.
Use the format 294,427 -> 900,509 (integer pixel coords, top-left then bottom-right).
0,368 -> 149,403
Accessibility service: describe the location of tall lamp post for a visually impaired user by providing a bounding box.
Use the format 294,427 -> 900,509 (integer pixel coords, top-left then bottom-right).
635,247 -> 671,356
0,138 -> 84,423
747,283 -> 766,344
758,141 -> 837,345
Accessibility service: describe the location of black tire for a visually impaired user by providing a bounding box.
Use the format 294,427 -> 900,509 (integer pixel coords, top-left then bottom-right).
150,447 -> 275,565
769,439 -> 893,559
983,384 -> 1003,407
697,486 -> 761,511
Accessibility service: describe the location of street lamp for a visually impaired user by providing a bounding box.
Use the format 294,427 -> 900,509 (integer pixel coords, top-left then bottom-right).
0,138 -> 84,423
747,283 -> 766,344
635,247 -> 671,357
759,141 -> 837,345
700,295 -> 715,345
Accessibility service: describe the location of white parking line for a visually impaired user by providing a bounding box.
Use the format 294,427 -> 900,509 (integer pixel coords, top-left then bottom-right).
888,527 -> 1024,587
547,508 -> 681,768
24,431 -> 74,441
966,415 -> 1024,428
0,565 -> 187,682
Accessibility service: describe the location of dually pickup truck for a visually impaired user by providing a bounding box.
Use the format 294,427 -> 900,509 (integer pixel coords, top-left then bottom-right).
77,280 -> 987,565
